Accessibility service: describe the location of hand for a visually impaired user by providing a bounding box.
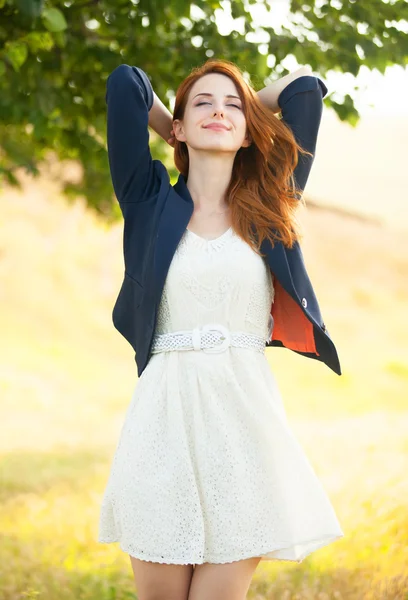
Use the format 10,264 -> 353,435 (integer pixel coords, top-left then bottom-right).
167,128 -> 176,147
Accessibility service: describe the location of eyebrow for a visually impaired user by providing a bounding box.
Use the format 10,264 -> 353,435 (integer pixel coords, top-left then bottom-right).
193,92 -> 241,101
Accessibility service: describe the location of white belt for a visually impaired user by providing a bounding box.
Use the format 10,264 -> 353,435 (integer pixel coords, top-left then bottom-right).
151,323 -> 265,355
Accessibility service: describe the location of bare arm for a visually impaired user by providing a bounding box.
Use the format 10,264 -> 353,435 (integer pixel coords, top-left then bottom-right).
148,91 -> 174,144
256,66 -> 313,113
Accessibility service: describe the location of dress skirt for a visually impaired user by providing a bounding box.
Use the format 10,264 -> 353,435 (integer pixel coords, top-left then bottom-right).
98,227 -> 344,564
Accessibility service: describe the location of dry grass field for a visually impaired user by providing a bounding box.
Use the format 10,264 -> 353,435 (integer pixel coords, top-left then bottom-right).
0,157 -> 407,599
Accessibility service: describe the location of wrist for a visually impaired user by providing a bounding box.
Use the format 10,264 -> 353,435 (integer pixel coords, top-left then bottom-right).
256,66 -> 313,113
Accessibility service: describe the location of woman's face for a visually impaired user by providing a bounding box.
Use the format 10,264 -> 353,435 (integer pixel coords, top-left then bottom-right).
173,73 -> 252,153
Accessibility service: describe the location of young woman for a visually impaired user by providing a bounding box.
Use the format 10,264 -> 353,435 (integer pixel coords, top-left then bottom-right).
98,58 -> 344,600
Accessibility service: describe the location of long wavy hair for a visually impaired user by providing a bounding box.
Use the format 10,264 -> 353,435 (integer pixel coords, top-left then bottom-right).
172,59 -> 313,255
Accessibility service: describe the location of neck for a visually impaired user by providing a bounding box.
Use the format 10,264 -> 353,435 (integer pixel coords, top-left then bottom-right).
185,153 -> 234,212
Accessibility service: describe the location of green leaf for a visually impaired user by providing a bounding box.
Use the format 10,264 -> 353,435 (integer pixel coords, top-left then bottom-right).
42,8 -> 67,32
0,0 -> 404,216
4,169 -> 20,187
15,0 -> 44,18
4,41 -> 28,71
22,31 -> 55,52
53,30 -> 67,48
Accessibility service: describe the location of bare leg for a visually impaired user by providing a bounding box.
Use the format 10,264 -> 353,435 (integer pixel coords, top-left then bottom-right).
187,556 -> 262,600
129,555 -> 195,600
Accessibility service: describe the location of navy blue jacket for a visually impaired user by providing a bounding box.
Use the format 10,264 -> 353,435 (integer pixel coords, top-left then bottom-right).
106,64 -> 341,377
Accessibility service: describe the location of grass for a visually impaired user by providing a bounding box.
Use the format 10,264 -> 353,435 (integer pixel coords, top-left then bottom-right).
0,164 -> 407,599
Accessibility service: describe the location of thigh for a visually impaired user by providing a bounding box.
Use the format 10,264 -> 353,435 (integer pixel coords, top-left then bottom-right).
187,556 -> 262,600
129,555 -> 195,600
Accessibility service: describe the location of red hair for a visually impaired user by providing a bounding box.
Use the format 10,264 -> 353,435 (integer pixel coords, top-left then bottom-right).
172,58 -> 313,254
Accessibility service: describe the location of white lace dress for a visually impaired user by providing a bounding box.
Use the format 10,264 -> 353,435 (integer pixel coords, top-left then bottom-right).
98,226 -> 344,564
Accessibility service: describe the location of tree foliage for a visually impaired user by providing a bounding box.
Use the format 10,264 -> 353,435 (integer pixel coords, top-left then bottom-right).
0,0 -> 407,217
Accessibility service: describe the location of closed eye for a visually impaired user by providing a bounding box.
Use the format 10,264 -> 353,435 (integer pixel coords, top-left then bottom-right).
196,102 -> 241,109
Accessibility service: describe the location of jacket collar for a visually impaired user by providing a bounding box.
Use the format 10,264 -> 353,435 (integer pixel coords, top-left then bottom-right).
173,172 -> 194,206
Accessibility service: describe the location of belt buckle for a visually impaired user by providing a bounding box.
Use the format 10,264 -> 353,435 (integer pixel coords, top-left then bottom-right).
200,323 -> 231,354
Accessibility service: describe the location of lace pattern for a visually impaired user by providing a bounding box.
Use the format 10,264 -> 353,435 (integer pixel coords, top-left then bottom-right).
245,276 -> 275,333
99,224 -> 345,564
155,228 -> 274,339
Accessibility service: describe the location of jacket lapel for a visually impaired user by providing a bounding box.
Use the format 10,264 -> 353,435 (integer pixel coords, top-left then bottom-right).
153,174 -> 193,298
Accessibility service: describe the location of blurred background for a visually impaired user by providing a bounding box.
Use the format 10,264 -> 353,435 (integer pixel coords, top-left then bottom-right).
1,0 -> 407,598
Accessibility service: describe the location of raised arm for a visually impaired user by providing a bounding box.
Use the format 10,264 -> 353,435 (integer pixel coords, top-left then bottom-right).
278,74 -> 328,198
106,64 -> 156,203
257,68 -> 328,199
256,66 -> 313,113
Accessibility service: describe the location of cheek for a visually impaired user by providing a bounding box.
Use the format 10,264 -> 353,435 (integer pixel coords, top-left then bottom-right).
238,114 -> 248,128
237,120 -> 248,138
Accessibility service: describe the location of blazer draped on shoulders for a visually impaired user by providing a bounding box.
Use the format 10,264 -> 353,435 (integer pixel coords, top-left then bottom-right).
105,64 -> 341,377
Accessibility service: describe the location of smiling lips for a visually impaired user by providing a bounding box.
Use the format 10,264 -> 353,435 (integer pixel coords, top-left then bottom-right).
204,123 -> 230,131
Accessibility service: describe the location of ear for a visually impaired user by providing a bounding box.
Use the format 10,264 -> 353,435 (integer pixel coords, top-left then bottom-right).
242,133 -> 252,148
172,119 -> 186,141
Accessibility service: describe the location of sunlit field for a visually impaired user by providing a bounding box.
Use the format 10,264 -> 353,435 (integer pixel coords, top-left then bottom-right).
1,163 -> 407,599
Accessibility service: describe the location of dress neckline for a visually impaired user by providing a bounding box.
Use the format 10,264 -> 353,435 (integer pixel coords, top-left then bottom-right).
186,226 -> 233,244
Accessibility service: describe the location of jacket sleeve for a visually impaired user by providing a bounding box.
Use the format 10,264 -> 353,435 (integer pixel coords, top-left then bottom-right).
277,75 -> 328,199
106,64 -> 156,203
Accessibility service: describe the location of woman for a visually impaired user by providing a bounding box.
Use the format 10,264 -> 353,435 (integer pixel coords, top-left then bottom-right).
98,58 -> 344,600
